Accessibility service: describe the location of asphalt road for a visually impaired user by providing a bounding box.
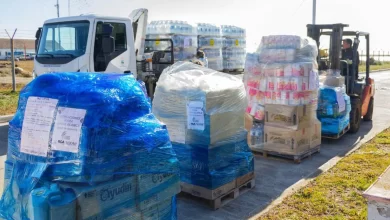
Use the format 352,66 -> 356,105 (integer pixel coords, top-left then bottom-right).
0,71 -> 390,219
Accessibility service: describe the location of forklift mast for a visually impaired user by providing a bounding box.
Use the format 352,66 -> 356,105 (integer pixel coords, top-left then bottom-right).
307,23 -> 349,71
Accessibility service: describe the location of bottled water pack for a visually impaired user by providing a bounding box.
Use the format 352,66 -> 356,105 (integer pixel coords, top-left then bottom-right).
197,23 -> 221,37
147,20 -> 196,35
221,25 -> 246,38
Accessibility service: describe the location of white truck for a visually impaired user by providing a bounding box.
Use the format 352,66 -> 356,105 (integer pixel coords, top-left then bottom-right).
33,9 -> 177,96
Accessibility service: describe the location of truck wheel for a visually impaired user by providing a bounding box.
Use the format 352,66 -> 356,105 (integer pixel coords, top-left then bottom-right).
363,97 -> 374,121
349,98 -> 361,133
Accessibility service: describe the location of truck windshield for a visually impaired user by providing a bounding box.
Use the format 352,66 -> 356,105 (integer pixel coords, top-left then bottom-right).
38,21 -> 90,58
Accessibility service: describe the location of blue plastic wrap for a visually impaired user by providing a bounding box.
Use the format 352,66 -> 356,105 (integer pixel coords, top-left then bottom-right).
317,84 -> 351,135
320,114 -> 350,135
317,85 -> 351,135
174,140 -> 254,189
1,72 -> 179,220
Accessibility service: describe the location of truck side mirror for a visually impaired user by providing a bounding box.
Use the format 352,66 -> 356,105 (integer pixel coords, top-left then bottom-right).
35,27 -> 42,53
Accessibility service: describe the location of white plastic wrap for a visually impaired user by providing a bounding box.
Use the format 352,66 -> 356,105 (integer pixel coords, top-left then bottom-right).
152,61 -> 247,146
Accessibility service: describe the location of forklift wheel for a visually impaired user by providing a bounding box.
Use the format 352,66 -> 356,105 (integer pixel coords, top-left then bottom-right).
363,97 -> 374,121
349,98 -> 362,134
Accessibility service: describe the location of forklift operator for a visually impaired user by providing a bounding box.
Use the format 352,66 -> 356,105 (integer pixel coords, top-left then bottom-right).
342,38 -> 360,78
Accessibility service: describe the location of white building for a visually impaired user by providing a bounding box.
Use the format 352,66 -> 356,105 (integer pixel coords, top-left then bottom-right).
0,38 -> 35,60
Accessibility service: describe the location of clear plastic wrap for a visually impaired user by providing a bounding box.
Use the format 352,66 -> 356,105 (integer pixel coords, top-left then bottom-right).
147,21 -> 198,62
244,35 -> 321,153
223,59 -> 245,70
257,36 -> 318,63
222,48 -> 246,59
198,36 -> 223,49
202,48 -> 222,59
260,35 -> 302,49
207,59 -> 223,71
152,62 -> 254,190
196,23 -> 221,37
1,73 -> 179,220
223,37 -> 246,48
147,20 -> 196,35
221,25 -> 246,71
146,34 -> 198,49
221,25 -> 246,38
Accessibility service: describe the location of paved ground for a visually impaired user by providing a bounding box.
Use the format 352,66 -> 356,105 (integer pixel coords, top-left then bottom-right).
0,71 -> 390,219
177,71 -> 390,220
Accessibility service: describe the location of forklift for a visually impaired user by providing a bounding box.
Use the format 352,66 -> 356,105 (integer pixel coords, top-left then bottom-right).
307,23 -> 375,135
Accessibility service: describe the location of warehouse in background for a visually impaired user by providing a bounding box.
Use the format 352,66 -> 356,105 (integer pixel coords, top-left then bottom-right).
0,38 -> 36,60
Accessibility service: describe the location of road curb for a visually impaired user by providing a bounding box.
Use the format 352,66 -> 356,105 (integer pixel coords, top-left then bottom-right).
249,128 -> 382,219
0,115 -> 13,123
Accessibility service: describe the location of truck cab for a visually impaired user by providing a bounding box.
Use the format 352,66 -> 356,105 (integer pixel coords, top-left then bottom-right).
33,13 -> 142,78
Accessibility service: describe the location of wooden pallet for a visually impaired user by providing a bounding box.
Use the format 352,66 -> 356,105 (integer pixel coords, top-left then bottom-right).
322,124 -> 350,139
180,172 -> 255,210
252,145 -> 321,164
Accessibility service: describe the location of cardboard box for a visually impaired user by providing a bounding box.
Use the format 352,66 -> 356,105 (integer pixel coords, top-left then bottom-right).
244,113 -> 253,131
310,120 -> 322,148
265,104 -> 316,130
61,176 -> 137,220
61,174 -> 179,220
264,124 -> 311,155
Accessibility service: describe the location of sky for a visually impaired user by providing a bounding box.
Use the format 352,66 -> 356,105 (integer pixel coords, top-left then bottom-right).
0,0 -> 388,53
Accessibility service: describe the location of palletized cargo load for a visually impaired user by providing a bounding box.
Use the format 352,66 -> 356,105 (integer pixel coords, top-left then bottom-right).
243,35 -> 321,163
221,25 -> 246,72
152,62 -> 255,209
0,73 -> 180,219
318,70 -> 352,138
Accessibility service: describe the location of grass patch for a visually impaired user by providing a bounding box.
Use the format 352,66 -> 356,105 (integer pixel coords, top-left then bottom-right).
259,128 -> 390,220
360,62 -> 390,73
0,83 -> 26,116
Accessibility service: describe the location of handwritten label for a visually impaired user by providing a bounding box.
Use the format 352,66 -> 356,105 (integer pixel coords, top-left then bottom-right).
20,97 -> 58,157
51,107 -> 86,153
186,101 -> 205,131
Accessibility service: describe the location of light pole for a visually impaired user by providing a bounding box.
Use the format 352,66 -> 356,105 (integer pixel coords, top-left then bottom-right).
55,0 -> 60,18
312,0 -> 317,24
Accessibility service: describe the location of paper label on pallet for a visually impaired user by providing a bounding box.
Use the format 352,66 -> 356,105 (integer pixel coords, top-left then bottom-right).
20,97 -> 58,157
186,101 -> 205,131
52,107 -> 86,153
336,91 -> 346,113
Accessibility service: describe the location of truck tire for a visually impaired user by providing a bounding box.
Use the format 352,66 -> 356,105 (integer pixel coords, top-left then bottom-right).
363,97 -> 374,121
349,97 -> 362,133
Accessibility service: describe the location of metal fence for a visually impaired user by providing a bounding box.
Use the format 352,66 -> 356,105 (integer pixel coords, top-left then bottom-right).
360,51 -> 390,63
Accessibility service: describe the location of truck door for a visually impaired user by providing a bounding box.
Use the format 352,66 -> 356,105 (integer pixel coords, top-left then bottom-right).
91,19 -> 136,74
